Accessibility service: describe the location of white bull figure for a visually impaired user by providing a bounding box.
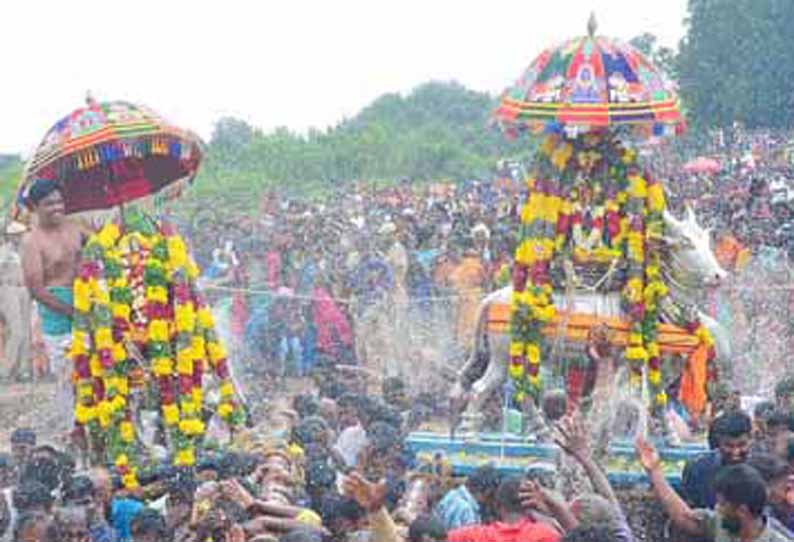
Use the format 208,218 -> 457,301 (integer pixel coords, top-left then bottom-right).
449,207 -> 730,431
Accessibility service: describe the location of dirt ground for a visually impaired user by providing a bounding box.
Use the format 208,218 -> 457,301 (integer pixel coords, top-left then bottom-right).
0,380 -> 63,448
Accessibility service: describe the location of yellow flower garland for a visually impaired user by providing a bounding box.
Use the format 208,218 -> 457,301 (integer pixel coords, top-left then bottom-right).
70,218 -> 243,486
510,134 -> 704,413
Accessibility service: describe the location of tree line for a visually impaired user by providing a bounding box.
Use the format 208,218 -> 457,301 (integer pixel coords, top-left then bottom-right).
192,81 -> 531,204
2,0 -> 792,207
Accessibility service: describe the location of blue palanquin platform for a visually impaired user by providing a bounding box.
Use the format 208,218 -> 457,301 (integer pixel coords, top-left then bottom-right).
406,431 -> 707,489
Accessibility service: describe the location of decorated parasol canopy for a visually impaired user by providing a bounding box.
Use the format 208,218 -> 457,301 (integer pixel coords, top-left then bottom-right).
14,95 -> 202,218
493,15 -> 685,139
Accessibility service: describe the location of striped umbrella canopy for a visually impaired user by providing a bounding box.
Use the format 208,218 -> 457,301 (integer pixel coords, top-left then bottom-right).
493,16 -> 685,140
14,96 -> 202,218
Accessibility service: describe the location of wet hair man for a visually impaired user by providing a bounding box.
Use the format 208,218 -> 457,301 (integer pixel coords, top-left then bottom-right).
21,179 -> 91,432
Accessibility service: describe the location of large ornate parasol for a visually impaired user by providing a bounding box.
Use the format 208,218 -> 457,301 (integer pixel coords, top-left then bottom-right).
14,95 -> 202,218
489,17 -> 722,418
493,15 -> 685,139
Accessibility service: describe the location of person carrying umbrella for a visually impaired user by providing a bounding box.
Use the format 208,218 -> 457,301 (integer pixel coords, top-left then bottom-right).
20,178 -> 91,433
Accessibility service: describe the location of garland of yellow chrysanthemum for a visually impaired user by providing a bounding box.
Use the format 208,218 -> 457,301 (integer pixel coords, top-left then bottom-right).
510,132 -> 716,412
72,222 -> 138,488
509,176 -> 559,403
71,217 -> 244,488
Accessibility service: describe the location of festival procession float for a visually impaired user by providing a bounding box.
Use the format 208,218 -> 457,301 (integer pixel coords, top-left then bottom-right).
14,96 -> 245,488
410,17 -> 731,488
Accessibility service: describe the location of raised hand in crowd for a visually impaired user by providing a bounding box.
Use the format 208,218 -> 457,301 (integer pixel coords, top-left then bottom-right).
519,479 -> 577,532
553,412 -> 591,460
555,412 -> 620,507
341,471 -> 388,513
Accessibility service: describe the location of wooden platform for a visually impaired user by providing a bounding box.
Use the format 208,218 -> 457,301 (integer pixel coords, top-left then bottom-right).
486,303 -> 700,355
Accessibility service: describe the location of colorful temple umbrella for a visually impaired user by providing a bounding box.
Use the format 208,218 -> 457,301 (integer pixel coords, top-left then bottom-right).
13,95 -> 202,218
493,15 -> 685,139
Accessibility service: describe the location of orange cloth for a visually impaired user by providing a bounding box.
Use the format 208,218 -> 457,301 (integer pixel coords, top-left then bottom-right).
485,304 -> 700,354
678,343 -> 709,418
450,256 -> 486,290
714,235 -> 741,270
735,248 -> 752,270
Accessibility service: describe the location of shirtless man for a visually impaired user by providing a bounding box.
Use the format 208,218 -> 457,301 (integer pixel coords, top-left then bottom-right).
21,179 -> 89,432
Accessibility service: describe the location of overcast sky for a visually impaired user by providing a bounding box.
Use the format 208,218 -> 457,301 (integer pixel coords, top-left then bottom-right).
1,0 -> 687,155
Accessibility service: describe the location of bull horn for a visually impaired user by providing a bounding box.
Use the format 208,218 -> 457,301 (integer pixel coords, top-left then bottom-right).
685,205 -> 697,225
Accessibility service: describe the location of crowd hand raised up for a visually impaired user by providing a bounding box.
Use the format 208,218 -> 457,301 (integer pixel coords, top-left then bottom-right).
634,435 -> 662,473
556,410 -> 621,506
219,478 -> 327,537
220,478 -> 256,510
342,471 -> 388,513
342,472 -> 402,542
634,435 -> 704,537
226,524 -> 247,542
190,481 -> 220,527
553,412 -> 591,460
519,479 -> 578,532
518,479 -> 555,516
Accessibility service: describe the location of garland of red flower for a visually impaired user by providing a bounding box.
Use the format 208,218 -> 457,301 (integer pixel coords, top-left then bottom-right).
71,215 -> 244,488
510,132 -> 718,412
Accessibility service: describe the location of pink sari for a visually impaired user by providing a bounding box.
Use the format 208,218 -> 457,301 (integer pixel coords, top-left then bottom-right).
313,287 -> 352,356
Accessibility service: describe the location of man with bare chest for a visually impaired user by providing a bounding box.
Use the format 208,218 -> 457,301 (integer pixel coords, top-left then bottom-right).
20,179 -> 89,432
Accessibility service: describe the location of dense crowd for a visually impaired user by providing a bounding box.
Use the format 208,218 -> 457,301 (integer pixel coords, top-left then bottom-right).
0,369 -> 793,541
180,179 -> 523,387
2,132 -> 794,542
6,133 -> 794,389
169,145 -> 794,398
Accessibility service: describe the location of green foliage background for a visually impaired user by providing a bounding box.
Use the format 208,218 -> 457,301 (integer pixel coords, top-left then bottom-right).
188,81 -> 531,208
0,155 -> 22,215
677,0 -> 794,132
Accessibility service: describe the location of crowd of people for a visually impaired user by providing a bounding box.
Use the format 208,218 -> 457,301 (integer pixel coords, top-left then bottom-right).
177,178 -> 523,393
0,367 -> 792,541
174,146 -> 794,400
2,131 -> 794,541
5,132 -> 794,395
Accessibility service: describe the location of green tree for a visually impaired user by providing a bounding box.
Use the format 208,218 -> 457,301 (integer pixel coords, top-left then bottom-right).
210,117 -> 255,149
629,33 -> 678,80
678,0 -> 794,130
187,81 -> 528,206
0,154 -> 23,213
